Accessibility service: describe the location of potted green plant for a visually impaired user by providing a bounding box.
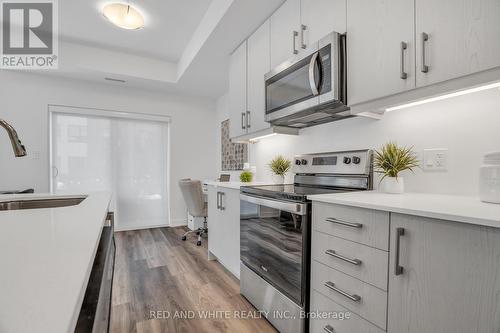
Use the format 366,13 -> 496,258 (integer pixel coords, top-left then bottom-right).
239,170 -> 253,183
268,155 -> 291,184
374,142 -> 419,194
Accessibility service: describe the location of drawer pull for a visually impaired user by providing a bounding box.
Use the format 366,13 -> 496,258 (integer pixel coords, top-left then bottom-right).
394,227 -> 405,276
324,281 -> 361,302
325,249 -> 362,266
326,217 -> 363,229
324,324 -> 335,333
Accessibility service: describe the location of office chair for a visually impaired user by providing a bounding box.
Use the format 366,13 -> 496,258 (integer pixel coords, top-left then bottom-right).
178,179 -> 208,246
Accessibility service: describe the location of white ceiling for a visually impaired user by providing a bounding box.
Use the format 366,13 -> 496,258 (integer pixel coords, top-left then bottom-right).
47,0 -> 286,98
60,0 -> 212,62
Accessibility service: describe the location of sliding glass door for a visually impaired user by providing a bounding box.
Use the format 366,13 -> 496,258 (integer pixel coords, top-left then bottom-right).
50,108 -> 169,230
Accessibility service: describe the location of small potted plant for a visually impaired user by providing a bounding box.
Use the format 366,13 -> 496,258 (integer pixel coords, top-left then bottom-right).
239,170 -> 253,183
268,155 -> 291,184
374,142 -> 419,194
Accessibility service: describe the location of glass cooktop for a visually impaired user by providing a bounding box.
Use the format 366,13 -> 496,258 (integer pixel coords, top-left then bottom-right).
240,184 -> 348,202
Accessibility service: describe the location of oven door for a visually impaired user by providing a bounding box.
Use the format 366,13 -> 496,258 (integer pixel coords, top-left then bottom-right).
240,194 -> 309,306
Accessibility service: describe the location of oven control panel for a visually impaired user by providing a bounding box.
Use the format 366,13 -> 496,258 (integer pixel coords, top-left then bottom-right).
292,150 -> 372,175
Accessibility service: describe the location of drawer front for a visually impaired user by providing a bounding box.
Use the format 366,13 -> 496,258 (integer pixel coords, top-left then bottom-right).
312,261 -> 387,330
310,290 -> 385,333
313,202 -> 390,250
312,231 -> 388,290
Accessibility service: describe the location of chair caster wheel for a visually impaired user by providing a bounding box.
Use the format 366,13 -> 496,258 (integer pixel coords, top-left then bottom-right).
197,241 -> 202,246
181,236 -> 187,241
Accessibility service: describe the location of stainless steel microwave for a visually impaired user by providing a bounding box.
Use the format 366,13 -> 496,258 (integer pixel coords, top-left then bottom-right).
264,32 -> 349,128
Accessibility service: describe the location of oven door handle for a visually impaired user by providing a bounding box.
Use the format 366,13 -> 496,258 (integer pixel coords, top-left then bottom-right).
240,194 -> 308,215
308,51 -> 321,96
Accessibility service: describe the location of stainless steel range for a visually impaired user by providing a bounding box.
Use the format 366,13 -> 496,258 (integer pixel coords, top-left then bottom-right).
239,150 -> 373,333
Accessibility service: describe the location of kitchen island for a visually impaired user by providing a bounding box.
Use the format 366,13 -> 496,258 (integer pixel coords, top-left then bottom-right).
0,192 -> 112,333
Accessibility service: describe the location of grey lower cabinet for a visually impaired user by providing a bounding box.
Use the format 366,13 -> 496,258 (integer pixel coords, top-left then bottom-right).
388,213 -> 500,333
310,202 -> 500,333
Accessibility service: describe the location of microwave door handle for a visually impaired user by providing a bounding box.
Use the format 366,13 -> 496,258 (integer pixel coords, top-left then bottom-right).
308,51 -> 320,96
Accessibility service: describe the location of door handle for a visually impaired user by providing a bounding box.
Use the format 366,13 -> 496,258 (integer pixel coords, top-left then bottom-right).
216,192 -> 221,210
325,217 -> 363,229
324,281 -> 361,302
308,51 -> 320,96
292,30 -> 299,54
300,24 -> 307,49
325,249 -> 362,266
246,111 -> 251,129
400,41 -> 408,79
421,32 -> 429,73
219,192 -> 225,211
241,112 -> 246,130
394,227 -> 405,275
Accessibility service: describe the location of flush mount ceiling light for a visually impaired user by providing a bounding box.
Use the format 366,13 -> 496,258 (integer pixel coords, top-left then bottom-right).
103,3 -> 144,30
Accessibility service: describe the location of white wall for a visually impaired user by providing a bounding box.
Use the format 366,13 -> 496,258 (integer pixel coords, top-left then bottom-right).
0,71 -> 217,226
245,88 -> 500,196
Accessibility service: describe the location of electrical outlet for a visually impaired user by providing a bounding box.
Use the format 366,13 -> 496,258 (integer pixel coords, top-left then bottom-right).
423,148 -> 448,171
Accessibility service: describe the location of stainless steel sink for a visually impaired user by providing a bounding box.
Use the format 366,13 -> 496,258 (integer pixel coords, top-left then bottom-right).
0,197 -> 85,211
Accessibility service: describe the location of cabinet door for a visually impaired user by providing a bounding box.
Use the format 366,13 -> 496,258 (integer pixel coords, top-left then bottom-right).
300,0 -> 346,50
416,0 -> 500,87
229,41 -> 247,138
388,214 -> 500,333
347,0 -> 415,105
247,20 -> 271,134
207,186 -> 220,257
217,188 -> 241,278
270,0 -> 301,68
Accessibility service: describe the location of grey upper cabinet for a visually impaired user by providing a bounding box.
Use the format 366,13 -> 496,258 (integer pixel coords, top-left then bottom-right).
415,0 -> 500,88
247,20 -> 271,134
388,213 -> 500,333
347,0 -> 415,105
270,0 -> 301,68
300,0 -> 346,51
229,41 -> 247,138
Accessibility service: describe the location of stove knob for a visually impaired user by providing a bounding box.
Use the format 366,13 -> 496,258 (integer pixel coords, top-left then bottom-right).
352,156 -> 361,164
301,159 -> 308,165
343,157 -> 352,164
295,159 -> 301,165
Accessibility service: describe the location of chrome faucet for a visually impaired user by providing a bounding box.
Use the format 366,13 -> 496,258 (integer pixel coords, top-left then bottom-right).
0,119 -> 26,157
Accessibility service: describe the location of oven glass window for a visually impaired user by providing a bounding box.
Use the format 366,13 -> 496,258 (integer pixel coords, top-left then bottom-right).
240,199 -> 306,305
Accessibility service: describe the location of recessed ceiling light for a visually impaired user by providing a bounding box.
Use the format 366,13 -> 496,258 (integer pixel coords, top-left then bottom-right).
103,3 -> 144,30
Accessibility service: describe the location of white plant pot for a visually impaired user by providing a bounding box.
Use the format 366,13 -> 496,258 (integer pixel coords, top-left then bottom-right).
382,177 -> 404,194
272,174 -> 285,184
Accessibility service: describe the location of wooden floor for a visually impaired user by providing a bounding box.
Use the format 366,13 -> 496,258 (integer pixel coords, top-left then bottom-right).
111,227 -> 277,333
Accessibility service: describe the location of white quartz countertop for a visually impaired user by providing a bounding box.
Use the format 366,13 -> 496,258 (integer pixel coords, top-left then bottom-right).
308,191 -> 500,228
204,181 -> 274,190
0,192 -> 112,333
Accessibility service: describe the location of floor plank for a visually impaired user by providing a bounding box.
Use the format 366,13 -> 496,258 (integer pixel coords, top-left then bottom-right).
111,227 -> 277,333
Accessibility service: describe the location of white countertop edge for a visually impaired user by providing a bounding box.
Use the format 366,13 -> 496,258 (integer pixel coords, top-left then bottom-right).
204,181 -> 276,189
307,191 -> 500,229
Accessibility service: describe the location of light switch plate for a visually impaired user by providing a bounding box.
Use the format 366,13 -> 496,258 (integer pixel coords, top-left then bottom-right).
423,148 -> 448,171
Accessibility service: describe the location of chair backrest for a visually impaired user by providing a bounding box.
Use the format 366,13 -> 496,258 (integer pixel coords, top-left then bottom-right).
178,179 -> 206,217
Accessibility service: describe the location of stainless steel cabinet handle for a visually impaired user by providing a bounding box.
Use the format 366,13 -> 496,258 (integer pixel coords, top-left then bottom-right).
293,30 -> 299,54
216,192 -> 221,210
324,281 -> 361,302
325,249 -> 362,266
308,51 -> 320,96
325,217 -> 363,229
400,41 -> 408,79
241,113 -> 245,130
394,227 -> 405,275
220,192 -> 225,211
323,325 -> 335,333
421,32 -> 429,73
246,111 -> 251,129
300,24 -> 307,49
